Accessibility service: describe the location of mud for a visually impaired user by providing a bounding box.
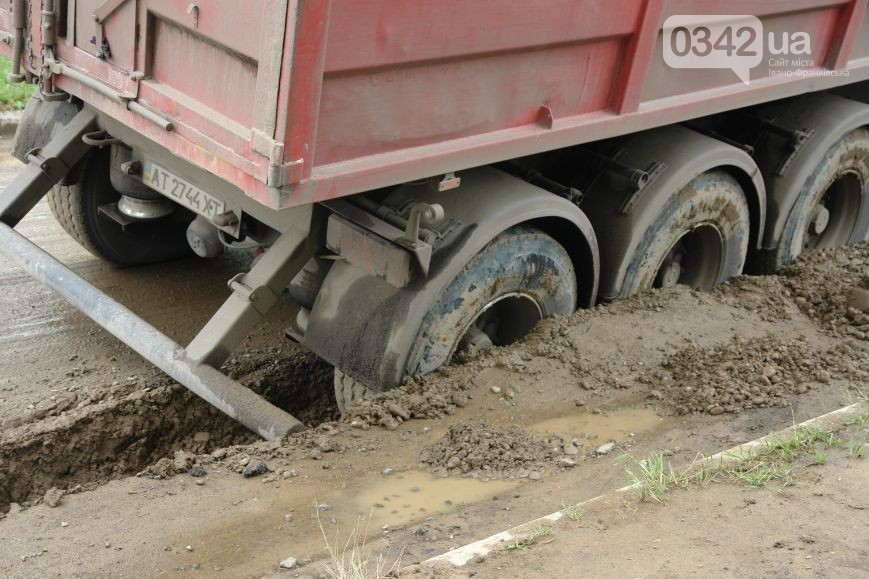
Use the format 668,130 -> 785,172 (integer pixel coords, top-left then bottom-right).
1,133 -> 869,575
418,423 -> 555,478
0,348 -> 335,513
642,335 -> 868,415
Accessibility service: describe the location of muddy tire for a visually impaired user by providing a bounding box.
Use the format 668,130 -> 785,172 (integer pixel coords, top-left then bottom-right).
333,369 -> 373,415
620,170 -> 750,296
333,225 -> 577,413
47,150 -> 193,267
770,128 -> 869,270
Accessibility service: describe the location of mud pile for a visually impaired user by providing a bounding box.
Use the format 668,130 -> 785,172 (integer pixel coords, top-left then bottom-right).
418,423 -> 556,478
642,336 -> 868,415
342,368 -> 474,430
780,243 -> 869,340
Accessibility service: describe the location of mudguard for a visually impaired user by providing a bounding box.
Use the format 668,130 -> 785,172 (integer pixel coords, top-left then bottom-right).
303,166 -> 599,390
13,98 -> 81,164
750,93 -> 869,249
579,125 -> 766,301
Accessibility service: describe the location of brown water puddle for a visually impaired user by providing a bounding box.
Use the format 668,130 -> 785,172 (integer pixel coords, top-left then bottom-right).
526,408 -> 663,445
183,470 -> 514,576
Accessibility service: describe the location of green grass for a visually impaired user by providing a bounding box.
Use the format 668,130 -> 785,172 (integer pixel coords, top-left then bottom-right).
619,414 -> 867,501
0,56 -> 34,110
562,501 -> 585,521
506,521 -> 554,552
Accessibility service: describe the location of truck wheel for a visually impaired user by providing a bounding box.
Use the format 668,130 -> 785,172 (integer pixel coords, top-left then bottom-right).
333,225 -> 578,413
47,150 -> 193,267
621,170 -> 750,296
772,128 -> 869,269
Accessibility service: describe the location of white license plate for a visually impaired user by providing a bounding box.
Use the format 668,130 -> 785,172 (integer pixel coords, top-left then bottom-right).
143,161 -> 226,219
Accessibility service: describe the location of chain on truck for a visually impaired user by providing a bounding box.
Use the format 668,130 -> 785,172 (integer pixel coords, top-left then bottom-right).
0,0 -> 867,438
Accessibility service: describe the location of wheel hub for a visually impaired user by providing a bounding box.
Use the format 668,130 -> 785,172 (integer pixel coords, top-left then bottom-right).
456,292 -> 542,355
658,257 -> 683,288
810,204 -> 830,235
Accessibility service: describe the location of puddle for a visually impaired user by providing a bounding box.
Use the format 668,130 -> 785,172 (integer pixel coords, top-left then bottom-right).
350,470 -> 516,529
527,408 -> 663,444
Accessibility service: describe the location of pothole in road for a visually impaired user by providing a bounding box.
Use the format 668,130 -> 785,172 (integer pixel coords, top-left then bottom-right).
0,350 -> 336,514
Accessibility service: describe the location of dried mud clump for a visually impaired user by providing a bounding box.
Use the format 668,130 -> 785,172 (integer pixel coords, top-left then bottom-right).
418,423 -> 554,478
343,370 -> 473,430
780,243 -> 869,340
642,336 -> 868,415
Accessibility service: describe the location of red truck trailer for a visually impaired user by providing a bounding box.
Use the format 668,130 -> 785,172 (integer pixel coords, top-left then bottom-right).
0,0 -> 867,438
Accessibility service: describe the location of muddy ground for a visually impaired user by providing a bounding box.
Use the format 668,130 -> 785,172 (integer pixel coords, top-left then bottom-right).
0,139 -> 867,577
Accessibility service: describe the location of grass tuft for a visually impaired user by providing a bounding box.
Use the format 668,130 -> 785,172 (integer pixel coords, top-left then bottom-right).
314,505 -> 403,579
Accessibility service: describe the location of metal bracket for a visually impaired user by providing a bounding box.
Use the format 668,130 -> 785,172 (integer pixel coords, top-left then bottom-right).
227,273 -> 279,315
323,199 -> 440,281
757,119 -> 816,177
433,172 -> 461,192
618,161 -> 668,214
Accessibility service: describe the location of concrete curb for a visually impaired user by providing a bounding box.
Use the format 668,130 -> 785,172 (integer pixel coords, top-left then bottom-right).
0,110 -> 23,137
413,402 -> 866,569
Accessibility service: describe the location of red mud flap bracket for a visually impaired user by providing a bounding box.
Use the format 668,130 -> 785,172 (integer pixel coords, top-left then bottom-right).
0,107 -> 306,440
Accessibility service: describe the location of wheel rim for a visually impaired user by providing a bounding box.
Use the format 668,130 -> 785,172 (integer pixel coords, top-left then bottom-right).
653,224 -> 724,291
456,292 -> 543,354
803,172 -> 862,251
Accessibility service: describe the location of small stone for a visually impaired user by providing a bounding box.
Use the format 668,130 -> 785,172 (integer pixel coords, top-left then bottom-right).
242,458 -> 268,478
43,487 -> 64,508
708,406 -> 725,415
596,442 -> 615,455
193,432 -> 211,443
529,471 -> 542,481
382,468 -> 394,476
845,287 -> 869,313
60,522 -> 69,527
558,458 -> 577,468
189,466 -> 207,478
210,448 -> 227,460
574,399 -> 586,407
185,545 -> 193,552
279,556 -> 298,569
562,443 -> 579,456
490,386 -> 502,394
317,503 -> 331,511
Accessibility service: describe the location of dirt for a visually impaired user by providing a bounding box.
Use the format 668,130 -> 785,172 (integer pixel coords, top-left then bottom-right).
643,335 -> 868,415
448,443 -> 869,579
418,423 -> 556,478
1,139 -> 868,576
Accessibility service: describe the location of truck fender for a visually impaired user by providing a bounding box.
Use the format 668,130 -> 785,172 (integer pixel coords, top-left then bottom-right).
579,125 -> 766,301
750,93 -> 869,250
302,166 -> 599,390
